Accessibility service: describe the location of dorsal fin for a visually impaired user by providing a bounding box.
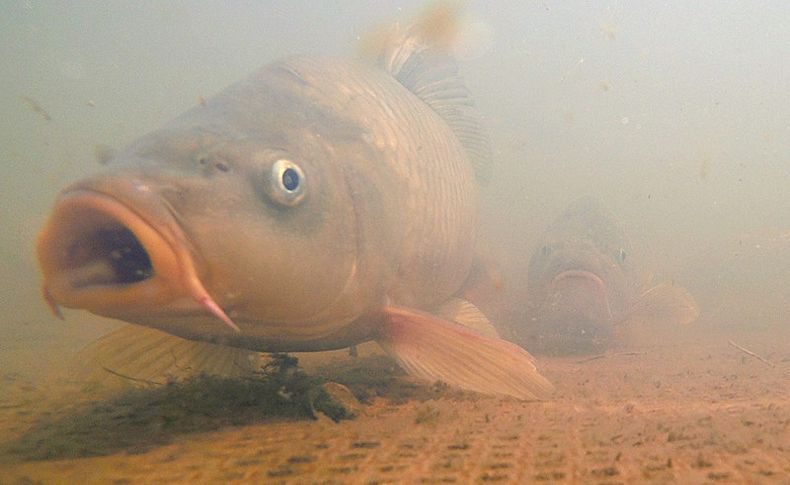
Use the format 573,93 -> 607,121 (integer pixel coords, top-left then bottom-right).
371,4 -> 493,184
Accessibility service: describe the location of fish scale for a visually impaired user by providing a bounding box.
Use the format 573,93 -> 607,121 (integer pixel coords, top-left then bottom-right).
284,55 -> 478,308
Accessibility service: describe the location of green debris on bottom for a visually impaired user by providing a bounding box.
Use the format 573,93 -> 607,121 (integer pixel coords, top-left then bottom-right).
315,355 -> 452,404
2,354 -> 352,461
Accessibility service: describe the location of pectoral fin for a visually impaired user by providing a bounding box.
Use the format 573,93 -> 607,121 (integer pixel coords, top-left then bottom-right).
628,282 -> 700,326
69,324 -> 263,394
376,305 -> 553,400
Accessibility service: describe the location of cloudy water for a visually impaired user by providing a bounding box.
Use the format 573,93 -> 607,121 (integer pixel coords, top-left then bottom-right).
1,1 -> 788,482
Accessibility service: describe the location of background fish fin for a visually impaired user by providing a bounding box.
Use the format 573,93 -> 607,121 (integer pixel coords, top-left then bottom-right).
68,324 -> 264,395
457,253 -> 506,310
642,271 -> 656,289
628,282 -> 701,326
376,305 -> 553,400
434,297 -> 499,338
372,3 -> 493,184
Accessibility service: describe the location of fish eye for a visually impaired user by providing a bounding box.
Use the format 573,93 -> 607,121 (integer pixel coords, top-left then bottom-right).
268,159 -> 306,206
616,248 -> 627,262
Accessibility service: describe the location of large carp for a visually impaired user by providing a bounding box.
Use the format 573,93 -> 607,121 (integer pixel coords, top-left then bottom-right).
517,196 -> 699,355
36,8 -> 552,400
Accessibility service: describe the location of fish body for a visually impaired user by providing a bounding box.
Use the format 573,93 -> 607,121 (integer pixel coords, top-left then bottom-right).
37,8 -> 552,400
517,197 -> 698,355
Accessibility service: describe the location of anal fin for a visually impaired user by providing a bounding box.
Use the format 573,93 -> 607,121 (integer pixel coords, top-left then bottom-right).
376,305 -> 553,400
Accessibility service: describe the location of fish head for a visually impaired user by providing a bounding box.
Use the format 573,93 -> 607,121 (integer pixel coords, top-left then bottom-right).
522,197 -> 638,353
37,66 -> 400,348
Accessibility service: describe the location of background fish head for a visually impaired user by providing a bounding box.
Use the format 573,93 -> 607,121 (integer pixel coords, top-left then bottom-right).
521,196 -> 641,353
37,61 -> 402,347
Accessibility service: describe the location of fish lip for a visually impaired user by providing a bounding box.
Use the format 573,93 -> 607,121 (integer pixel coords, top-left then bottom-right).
37,189 -> 188,313
547,269 -> 614,321
38,187 -> 241,333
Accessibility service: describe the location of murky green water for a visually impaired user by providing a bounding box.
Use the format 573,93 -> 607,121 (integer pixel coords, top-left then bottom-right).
1,1 -> 787,482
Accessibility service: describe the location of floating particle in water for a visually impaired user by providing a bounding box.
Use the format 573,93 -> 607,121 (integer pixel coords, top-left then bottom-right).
20,95 -> 52,121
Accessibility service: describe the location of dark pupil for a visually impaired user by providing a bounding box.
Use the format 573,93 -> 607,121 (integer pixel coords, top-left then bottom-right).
282,168 -> 299,191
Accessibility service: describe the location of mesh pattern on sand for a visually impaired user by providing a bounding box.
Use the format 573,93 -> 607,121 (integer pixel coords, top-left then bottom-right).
1,330 -> 788,484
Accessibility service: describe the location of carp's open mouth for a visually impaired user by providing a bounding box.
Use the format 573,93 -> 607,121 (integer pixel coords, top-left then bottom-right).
548,269 -> 613,322
38,191 -> 177,297
48,212 -> 154,288
37,190 -> 239,332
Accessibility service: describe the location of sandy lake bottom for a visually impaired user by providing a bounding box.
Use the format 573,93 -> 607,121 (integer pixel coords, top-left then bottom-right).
0,325 -> 788,484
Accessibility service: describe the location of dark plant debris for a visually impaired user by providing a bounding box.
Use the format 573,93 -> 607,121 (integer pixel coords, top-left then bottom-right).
1,354 -> 351,462
315,355 -> 452,404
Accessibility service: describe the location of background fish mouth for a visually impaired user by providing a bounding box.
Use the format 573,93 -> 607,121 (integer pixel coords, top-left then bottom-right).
546,269 -> 614,322
37,190 -> 185,311
517,269 -> 617,355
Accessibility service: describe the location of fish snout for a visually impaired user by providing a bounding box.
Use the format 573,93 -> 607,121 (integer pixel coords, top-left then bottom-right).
37,187 -> 185,312
37,175 -> 241,332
